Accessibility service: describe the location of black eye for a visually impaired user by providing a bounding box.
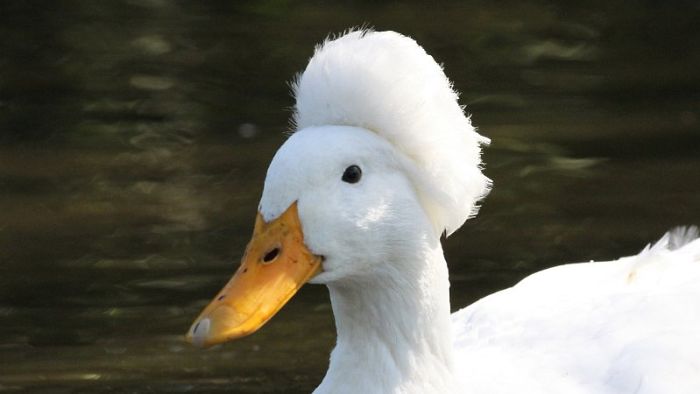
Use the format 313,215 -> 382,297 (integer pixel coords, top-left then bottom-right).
342,165 -> 362,184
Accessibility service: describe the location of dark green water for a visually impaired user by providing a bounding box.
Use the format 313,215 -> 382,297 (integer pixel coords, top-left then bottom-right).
1,1 -> 699,392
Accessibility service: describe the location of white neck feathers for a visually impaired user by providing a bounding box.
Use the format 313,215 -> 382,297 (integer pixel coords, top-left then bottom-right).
314,243 -> 458,394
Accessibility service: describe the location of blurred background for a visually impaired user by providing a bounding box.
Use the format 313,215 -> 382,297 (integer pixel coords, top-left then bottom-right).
0,1 -> 698,392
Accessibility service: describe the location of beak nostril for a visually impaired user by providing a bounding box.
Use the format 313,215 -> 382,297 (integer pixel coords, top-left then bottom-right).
262,247 -> 280,264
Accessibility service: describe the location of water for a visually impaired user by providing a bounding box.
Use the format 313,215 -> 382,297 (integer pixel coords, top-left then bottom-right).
1,1 -> 698,392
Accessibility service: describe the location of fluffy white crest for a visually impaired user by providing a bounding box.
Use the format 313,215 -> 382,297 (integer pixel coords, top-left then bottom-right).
292,30 -> 491,235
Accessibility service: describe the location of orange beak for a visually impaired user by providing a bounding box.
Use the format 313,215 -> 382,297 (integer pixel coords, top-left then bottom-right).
186,202 -> 322,348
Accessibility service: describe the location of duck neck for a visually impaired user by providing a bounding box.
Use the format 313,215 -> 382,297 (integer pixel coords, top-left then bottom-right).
314,242 -> 457,394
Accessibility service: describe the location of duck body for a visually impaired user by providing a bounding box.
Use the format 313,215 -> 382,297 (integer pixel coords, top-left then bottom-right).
187,30 -> 700,394
454,227 -> 700,394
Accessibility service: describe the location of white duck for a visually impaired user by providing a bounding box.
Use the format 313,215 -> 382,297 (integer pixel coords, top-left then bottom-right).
187,30 -> 700,394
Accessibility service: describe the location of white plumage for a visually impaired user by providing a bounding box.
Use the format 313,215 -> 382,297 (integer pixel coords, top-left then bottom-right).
454,227 -> 700,393
293,30 -> 491,235
252,30 -> 700,393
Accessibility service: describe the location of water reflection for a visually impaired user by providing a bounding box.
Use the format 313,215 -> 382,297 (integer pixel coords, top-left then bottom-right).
1,1 -> 698,392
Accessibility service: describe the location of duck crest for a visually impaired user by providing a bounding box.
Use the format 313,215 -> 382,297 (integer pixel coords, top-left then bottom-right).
292,30 -> 491,236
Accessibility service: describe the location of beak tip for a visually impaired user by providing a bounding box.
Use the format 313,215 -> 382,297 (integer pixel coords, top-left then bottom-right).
187,317 -> 211,348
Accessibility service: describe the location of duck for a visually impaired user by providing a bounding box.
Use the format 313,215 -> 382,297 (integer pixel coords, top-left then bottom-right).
186,30 -> 700,394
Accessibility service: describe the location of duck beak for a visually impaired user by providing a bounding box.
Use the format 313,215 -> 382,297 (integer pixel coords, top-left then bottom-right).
186,202 -> 322,348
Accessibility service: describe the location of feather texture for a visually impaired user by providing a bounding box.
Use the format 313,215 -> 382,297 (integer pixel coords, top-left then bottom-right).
453,227 -> 700,393
293,30 -> 490,235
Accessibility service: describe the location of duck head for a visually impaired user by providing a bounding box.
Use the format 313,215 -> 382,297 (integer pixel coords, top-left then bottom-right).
187,125 -> 433,347
186,30 -> 491,348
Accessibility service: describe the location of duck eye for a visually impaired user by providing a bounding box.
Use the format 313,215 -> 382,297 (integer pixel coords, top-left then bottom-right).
342,165 -> 362,184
